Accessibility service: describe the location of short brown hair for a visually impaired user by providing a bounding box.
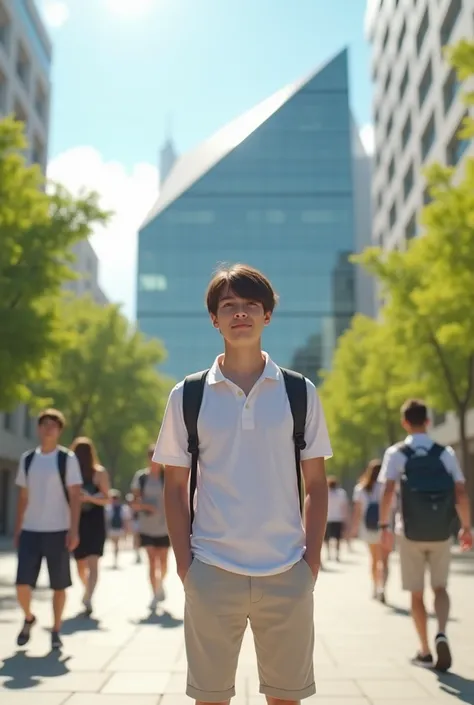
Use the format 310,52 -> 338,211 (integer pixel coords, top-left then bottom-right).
37,408 -> 65,429
206,263 -> 278,316
401,399 -> 428,426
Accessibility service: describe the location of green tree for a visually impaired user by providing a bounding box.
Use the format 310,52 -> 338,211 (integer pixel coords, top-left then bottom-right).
320,315 -> 416,481
354,156 -> 474,497
0,117 -> 109,409
35,297 -> 173,487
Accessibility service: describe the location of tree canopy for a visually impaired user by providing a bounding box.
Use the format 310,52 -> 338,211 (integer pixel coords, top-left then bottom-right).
0,117 -> 109,409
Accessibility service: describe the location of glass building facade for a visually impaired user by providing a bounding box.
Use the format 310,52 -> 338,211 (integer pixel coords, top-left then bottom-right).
137,49 -> 360,384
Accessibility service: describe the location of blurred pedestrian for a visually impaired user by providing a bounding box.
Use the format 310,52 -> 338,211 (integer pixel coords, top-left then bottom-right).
325,476 -> 348,561
105,490 -> 131,568
71,436 -> 110,616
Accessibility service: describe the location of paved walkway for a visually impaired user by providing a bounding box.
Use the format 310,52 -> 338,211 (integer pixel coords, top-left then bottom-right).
0,541 -> 473,705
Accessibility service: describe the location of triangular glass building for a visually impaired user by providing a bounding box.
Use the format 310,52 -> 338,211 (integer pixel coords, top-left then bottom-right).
137,48 -> 370,383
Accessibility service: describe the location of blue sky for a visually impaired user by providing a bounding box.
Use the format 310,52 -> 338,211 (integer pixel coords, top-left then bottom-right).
38,0 -> 373,317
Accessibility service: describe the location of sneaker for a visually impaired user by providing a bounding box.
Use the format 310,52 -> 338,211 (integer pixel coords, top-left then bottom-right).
16,616 -> 36,647
435,633 -> 452,672
51,631 -> 63,650
411,652 -> 434,668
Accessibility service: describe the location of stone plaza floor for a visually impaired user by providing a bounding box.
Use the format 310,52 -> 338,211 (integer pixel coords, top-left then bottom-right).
0,540 -> 473,705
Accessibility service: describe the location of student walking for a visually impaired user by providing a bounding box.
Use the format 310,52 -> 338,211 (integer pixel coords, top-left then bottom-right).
71,437 -> 110,616
154,264 -> 331,704
14,409 -> 82,650
379,399 -> 472,671
131,445 -> 170,611
351,459 -> 391,602
105,491 -> 131,568
324,477 -> 348,562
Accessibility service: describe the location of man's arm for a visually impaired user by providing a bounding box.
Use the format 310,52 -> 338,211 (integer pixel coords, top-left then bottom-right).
67,484 -> 81,550
14,488 -> 28,547
163,465 -> 192,582
455,482 -> 471,529
379,480 -> 396,527
301,457 -> 328,576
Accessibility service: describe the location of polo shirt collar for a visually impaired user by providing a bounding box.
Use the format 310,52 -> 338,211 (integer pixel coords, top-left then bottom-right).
207,351 -> 280,385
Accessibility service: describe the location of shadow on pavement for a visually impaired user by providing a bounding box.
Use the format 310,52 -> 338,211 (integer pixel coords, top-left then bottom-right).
436,671 -> 474,704
132,610 -> 183,628
384,602 -> 457,622
59,614 -> 104,635
0,650 -> 70,689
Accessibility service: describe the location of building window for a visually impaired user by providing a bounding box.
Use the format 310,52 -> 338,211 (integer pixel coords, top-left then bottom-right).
399,66 -> 409,101
397,19 -> 406,52
139,274 -> 168,292
405,213 -> 417,241
421,114 -> 436,160
403,163 -> 414,199
31,135 -> 45,165
16,41 -> 31,90
443,69 -> 459,113
416,9 -> 429,55
382,26 -> 389,51
301,211 -> 337,223
0,2 -> 11,54
440,0 -> 461,46
384,69 -> 392,95
388,157 -> 395,182
166,210 -> 215,224
3,412 -> 13,431
386,115 -> 393,139
35,81 -> 48,122
402,114 -> 412,148
389,203 -> 397,228
418,60 -> 433,107
446,120 -> 470,166
14,99 -> 28,129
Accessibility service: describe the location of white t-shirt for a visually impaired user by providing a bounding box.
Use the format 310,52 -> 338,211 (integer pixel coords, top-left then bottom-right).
327,487 -> 348,522
16,448 -> 82,532
153,352 -> 332,576
379,433 -> 465,533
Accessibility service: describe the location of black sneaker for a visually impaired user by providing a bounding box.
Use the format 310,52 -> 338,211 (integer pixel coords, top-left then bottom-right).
411,652 -> 434,668
51,631 -> 63,650
17,616 -> 36,647
435,633 -> 452,672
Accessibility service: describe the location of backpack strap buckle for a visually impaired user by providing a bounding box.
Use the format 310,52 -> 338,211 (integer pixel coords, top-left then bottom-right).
187,436 -> 199,456
294,432 -> 307,451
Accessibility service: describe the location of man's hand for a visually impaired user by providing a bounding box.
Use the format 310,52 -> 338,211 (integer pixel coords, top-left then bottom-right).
303,553 -> 320,581
458,527 -> 473,552
380,528 -> 394,553
66,530 -> 79,552
177,558 -> 193,585
13,531 -> 20,549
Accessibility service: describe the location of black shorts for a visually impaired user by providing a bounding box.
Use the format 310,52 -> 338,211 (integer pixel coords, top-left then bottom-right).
16,530 -> 72,591
139,534 -> 170,549
325,521 -> 344,541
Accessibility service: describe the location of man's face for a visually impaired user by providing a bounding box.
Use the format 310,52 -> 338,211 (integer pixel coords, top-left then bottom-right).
211,288 -> 271,346
38,418 -> 62,445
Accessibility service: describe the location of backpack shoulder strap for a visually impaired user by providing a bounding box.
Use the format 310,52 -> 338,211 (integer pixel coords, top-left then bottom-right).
57,447 -> 70,505
428,443 -> 445,459
24,449 -> 36,477
280,367 -> 307,513
398,443 -> 415,459
182,370 -> 210,533
138,471 -> 147,495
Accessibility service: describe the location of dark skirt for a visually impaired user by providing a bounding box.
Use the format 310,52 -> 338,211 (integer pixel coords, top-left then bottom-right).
74,507 -> 106,560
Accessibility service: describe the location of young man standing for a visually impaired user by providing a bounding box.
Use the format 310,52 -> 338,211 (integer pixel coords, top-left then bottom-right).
14,409 -> 82,650
379,399 -> 472,671
154,264 -> 331,705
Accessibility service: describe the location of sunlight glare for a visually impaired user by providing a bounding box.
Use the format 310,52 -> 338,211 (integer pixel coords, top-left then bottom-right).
105,0 -> 155,16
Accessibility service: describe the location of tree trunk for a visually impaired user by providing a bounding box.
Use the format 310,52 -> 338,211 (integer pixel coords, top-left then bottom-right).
458,409 -> 474,520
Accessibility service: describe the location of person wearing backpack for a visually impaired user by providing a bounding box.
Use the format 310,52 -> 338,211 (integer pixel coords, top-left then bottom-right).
351,459 -> 392,602
14,408 -> 82,650
379,399 -> 472,671
130,444 -> 170,611
154,263 -> 331,704
105,490 -> 131,569
324,476 -> 348,562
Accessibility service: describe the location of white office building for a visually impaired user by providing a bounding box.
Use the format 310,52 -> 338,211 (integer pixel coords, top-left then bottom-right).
366,0 -> 474,470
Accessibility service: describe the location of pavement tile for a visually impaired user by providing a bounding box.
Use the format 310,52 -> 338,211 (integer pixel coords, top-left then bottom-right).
67,696 -> 161,705
357,678 -> 432,699
0,694 -> 71,705
101,672 -> 171,694
0,672 -> 110,693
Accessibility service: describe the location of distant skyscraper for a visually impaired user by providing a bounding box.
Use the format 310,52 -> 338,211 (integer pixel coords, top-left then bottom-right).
159,134 -> 177,188
137,49 -> 372,382
366,0 -> 474,254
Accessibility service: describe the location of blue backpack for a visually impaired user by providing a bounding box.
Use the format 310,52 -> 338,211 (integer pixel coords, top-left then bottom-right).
364,500 -> 380,531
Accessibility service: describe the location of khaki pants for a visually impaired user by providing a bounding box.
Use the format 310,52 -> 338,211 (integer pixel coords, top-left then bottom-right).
184,558 -> 316,702
399,535 -> 452,592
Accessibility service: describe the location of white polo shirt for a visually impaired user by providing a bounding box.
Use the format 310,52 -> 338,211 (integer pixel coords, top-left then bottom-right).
153,352 -> 332,576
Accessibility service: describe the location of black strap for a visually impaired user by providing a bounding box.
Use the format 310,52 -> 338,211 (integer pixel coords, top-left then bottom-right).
138,472 -> 147,495
398,444 -> 415,459
428,443 -> 445,458
182,370 -> 210,534
280,368 -> 307,513
24,447 -> 70,504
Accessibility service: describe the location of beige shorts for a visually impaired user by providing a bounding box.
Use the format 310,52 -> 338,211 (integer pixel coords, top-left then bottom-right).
399,535 -> 452,592
183,558 -> 316,702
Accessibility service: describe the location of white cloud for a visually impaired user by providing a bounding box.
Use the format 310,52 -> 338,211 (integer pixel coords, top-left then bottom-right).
40,0 -> 70,28
47,147 -> 159,320
359,123 -> 375,156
